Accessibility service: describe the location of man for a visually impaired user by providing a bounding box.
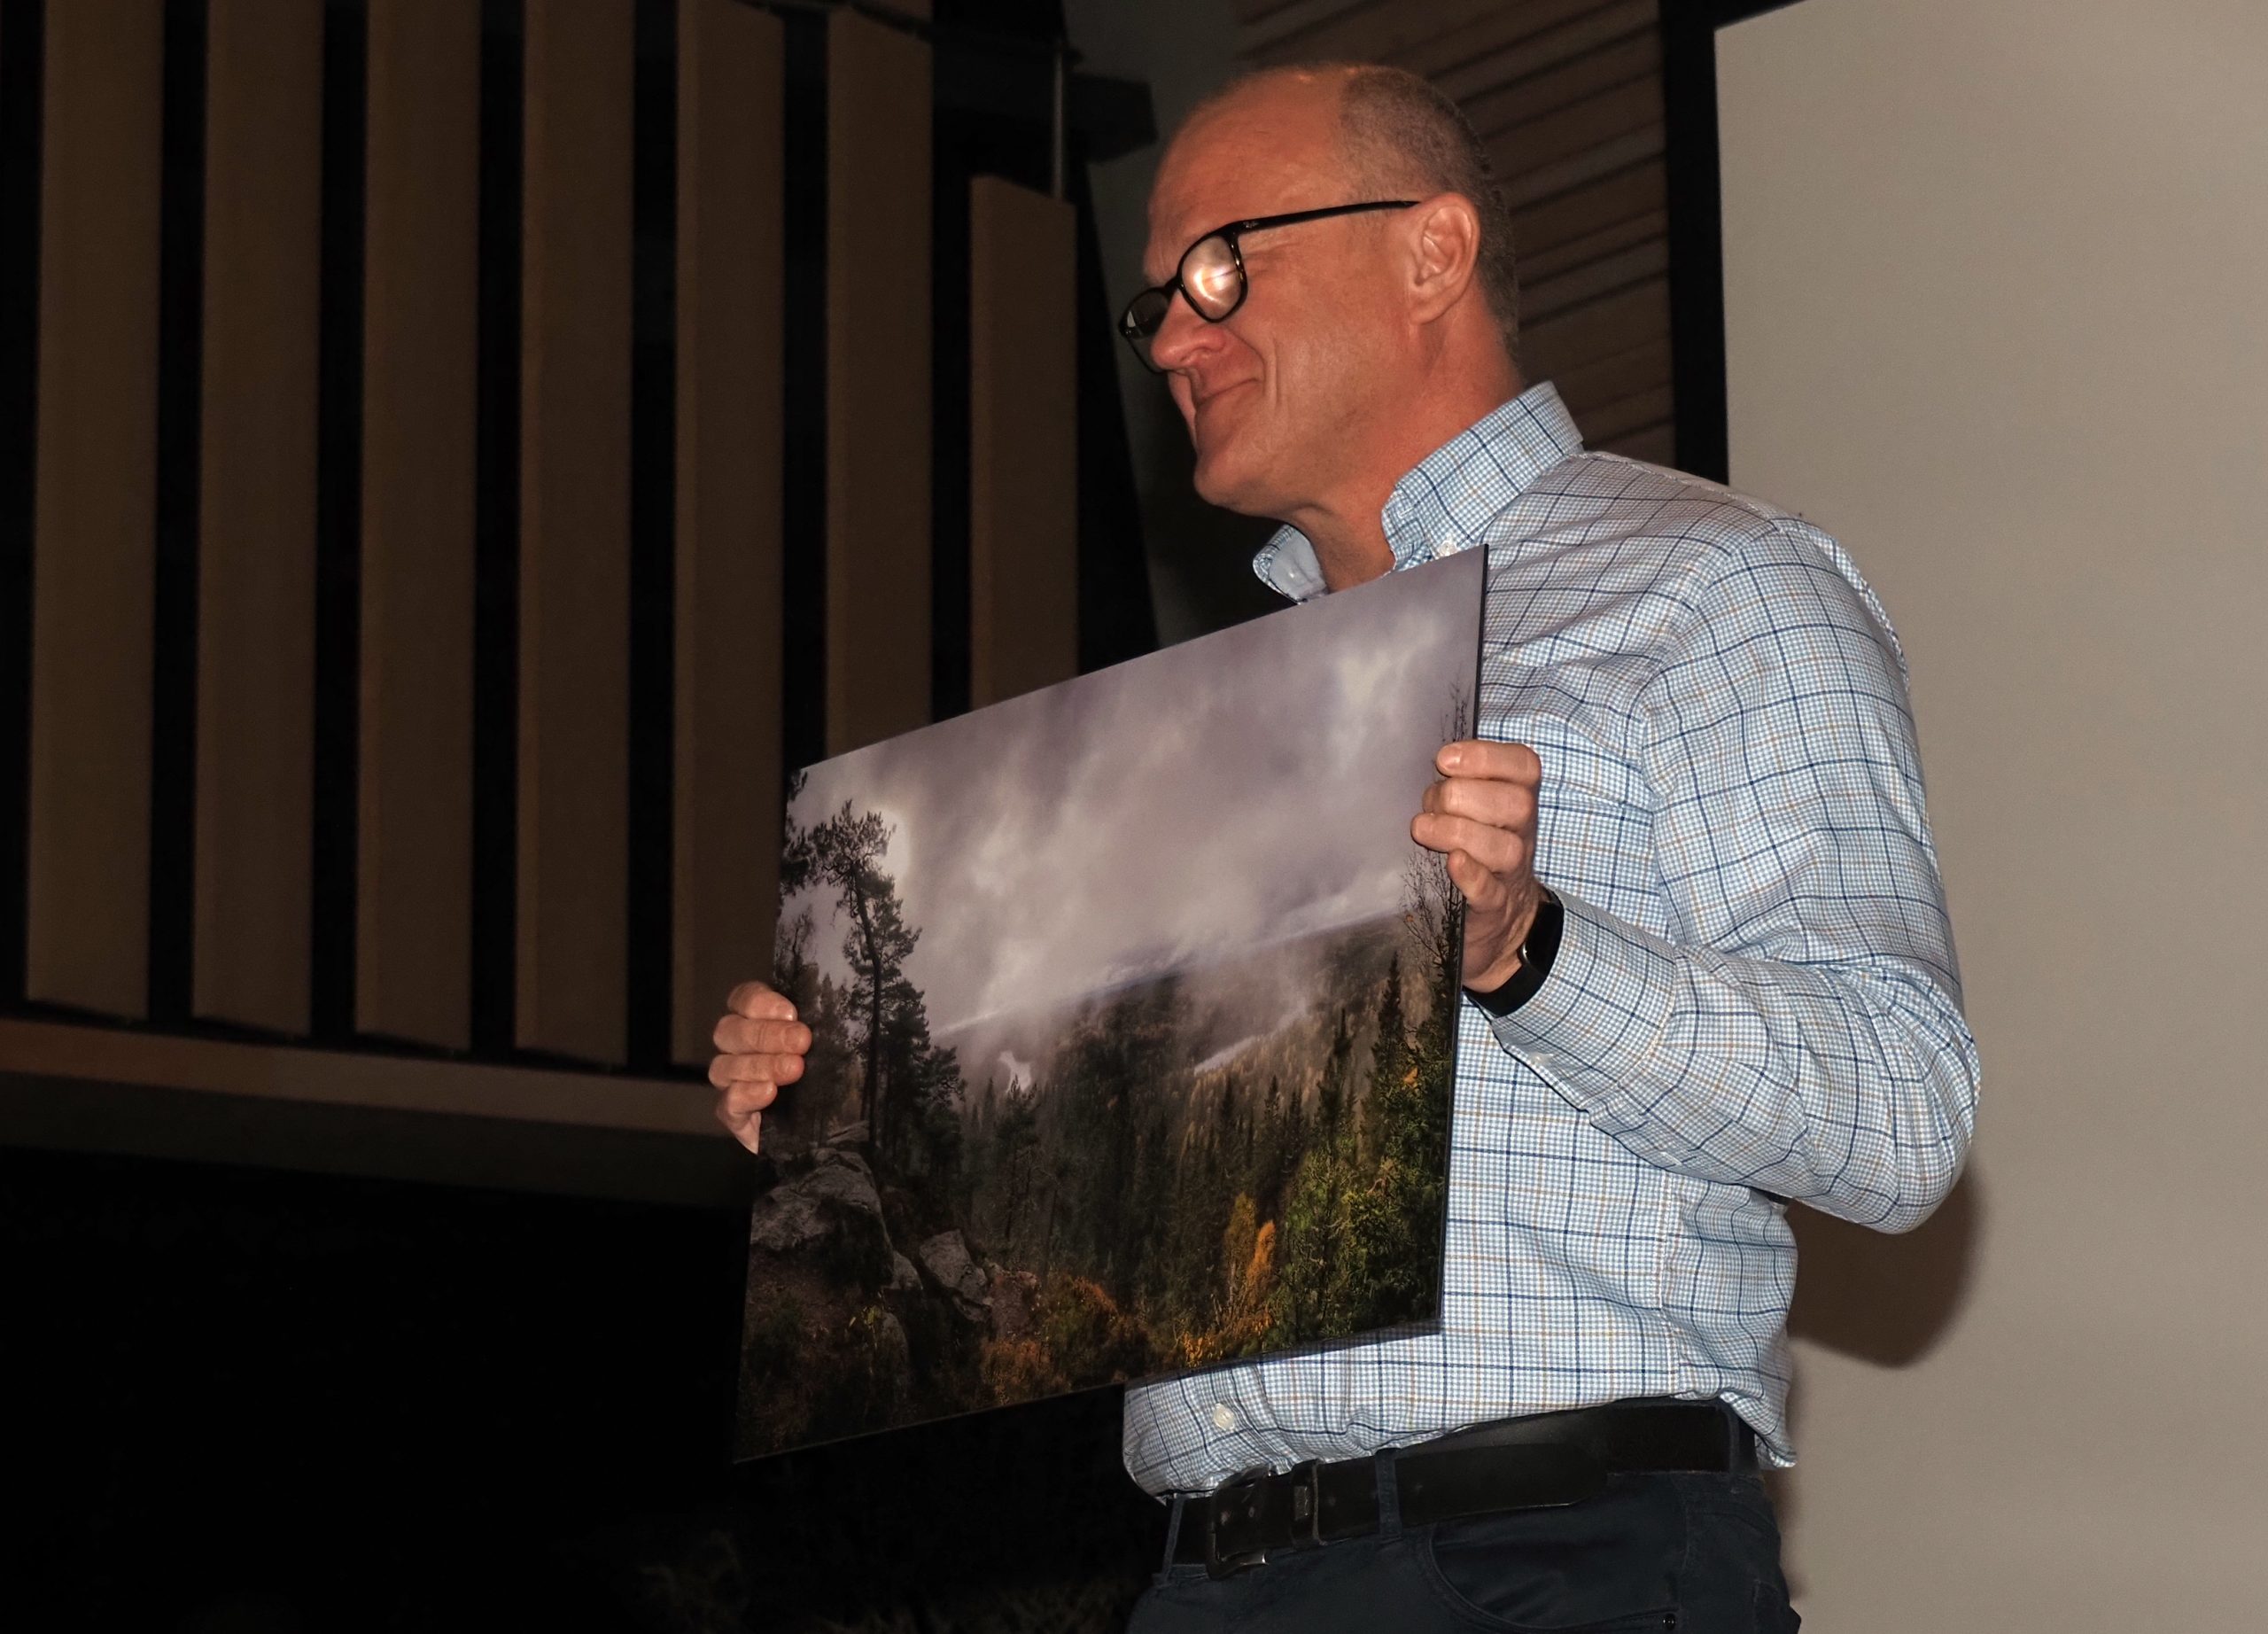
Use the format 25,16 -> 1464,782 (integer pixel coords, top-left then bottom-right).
711,64 -> 1977,1632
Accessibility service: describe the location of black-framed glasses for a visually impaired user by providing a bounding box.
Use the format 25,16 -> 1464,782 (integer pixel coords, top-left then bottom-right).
1116,199 -> 1419,373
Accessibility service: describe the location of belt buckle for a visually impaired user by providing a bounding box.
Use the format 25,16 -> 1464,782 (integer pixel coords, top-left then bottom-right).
1204,1467 -> 1272,1580
1285,1459 -> 1324,1549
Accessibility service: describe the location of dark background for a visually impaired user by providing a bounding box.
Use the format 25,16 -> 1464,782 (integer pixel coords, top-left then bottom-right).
5,1143 -> 1160,1630
6,0 -> 1166,1627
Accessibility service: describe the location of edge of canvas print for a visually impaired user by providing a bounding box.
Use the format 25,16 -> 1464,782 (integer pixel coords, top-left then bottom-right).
736,549 -> 1485,1461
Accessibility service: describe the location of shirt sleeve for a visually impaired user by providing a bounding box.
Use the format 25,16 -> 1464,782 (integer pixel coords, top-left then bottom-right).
1483,520 -> 1980,1233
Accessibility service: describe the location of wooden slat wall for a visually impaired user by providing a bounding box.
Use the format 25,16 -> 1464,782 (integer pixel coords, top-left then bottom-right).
517,0 -> 634,1063
357,0 -> 481,1049
1240,0 -> 1675,461
0,2 -> 1039,1135
672,0 -> 784,1065
968,177 -> 1077,710
193,0 -> 324,1032
824,9 -> 932,756
24,0 -> 166,1018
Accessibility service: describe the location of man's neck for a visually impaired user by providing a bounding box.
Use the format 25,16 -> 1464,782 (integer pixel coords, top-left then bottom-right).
1286,368 -> 1526,592
1297,511 -> 1397,592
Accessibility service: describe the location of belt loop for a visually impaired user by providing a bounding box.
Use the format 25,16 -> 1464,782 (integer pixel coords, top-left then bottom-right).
1373,1446 -> 1403,1539
1161,1495 -> 1185,1568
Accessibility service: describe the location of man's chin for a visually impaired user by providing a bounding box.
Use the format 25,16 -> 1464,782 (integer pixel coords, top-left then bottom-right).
1190,443 -> 1271,517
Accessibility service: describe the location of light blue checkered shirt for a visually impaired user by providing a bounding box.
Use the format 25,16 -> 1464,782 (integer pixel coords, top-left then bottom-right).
1122,382 -> 1979,1495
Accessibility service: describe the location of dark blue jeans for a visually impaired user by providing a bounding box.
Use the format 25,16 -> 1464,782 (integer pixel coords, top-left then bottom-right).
1129,1458 -> 1798,1634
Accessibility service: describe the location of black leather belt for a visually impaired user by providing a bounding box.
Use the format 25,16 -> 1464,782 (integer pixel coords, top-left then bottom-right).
1169,1397 -> 1758,1577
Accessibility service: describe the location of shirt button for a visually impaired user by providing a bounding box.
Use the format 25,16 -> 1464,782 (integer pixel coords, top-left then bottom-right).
1211,1404 -> 1239,1433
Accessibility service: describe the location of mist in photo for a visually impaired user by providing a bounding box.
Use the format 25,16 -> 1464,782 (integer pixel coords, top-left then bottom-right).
739,550 -> 1483,1460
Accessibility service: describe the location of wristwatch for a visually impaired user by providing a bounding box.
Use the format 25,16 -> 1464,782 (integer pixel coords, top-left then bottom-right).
1464,885 -> 1564,1017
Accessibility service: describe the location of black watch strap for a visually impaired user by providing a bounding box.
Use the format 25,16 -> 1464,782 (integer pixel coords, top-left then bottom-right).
1465,886 -> 1564,1017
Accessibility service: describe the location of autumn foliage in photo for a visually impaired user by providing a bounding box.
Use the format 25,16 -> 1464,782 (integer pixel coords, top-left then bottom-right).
734,552 -> 1482,1460
737,785 -> 1462,1460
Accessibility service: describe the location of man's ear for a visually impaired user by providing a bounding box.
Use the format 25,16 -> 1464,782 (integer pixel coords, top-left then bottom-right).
1404,192 -> 1482,325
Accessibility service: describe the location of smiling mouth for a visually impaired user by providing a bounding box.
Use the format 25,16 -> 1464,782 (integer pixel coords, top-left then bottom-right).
1192,378 -> 1256,410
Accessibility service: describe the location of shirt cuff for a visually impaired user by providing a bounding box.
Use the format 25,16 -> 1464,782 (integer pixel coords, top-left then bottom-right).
1477,888 -> 1681,1128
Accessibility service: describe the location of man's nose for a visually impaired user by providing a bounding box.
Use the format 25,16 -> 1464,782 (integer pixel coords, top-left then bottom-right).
1146,290 -> 1219,374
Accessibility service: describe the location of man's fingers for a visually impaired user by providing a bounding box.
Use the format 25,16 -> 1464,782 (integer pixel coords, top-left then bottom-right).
1436,738 -> 1541,785
711,1013 -> 812,1057
707,1051 -> 805,1092
716,984 -> 798,1157
1424,774 -> 1535,832
714,1079 -> 777,1152
715,1100 -> 764,1155
705,1051 -> 793,1091
726,981 -> 799,1023
1411,811 -> 1527,879
720,1078 -> 781,1119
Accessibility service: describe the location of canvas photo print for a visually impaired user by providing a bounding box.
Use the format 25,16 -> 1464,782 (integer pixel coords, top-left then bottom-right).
737,549 -> 1484,1460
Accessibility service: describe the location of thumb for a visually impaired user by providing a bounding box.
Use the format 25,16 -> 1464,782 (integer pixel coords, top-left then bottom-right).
1446,849 -> 1501,909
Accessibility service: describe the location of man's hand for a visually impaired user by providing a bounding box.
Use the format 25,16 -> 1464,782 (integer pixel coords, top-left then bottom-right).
1412,738 -> 1545,992
710,982 -> 812,1154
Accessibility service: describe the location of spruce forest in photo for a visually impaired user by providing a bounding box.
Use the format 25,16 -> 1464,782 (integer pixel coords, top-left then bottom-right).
736,780 -> 1463,1459
734,549 -> 1484,1460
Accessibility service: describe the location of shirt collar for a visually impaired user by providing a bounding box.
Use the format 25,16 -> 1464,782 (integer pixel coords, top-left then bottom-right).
1250,381 -> 1585,603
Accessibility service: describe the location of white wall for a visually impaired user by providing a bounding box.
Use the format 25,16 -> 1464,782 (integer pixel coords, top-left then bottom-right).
1717,0 -> 2268,1625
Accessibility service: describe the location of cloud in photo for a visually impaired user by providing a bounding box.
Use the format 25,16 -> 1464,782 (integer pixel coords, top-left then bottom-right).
786,549 -> 1483,1032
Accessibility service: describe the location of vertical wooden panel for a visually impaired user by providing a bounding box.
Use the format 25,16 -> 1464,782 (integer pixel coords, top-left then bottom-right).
192,0 -> 323,1031
968,177 -> 1076,708
825,10 -> 931,755
26,1 -> 165,1017
357,0 -> 480,1048
672,0 -> 784,1063
517,0 -> 633,1062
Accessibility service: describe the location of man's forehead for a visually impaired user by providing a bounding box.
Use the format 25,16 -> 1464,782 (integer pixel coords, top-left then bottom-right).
1145,87 -> 1350,270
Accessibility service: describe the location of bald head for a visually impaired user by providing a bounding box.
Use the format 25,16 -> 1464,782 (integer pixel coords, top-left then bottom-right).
1177,65 -> 1519,356
1140,66 -> 1524,588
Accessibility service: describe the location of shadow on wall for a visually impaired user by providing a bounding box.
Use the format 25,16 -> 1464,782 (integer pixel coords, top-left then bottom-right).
1767,1164 -> 1984,1582
1787,1165 -> 1984,1366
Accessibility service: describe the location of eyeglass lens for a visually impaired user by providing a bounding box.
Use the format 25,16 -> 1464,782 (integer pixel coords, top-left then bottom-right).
1122,234 -> 1244,365
1179,236 -> 1242,318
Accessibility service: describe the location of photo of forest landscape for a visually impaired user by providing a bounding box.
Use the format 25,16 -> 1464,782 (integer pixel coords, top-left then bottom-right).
737,548 -> 1486,1459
